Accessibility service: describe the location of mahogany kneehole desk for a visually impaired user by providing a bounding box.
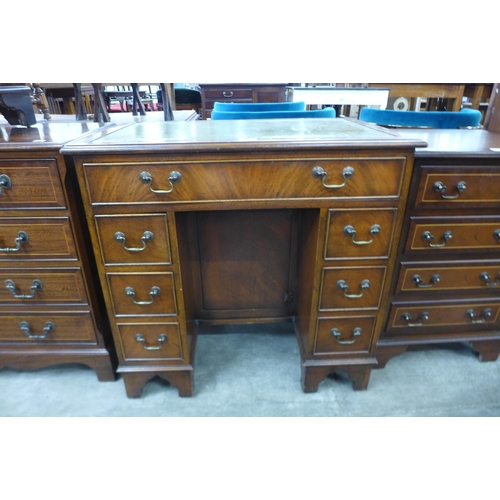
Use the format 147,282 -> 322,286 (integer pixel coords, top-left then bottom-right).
62,118 -> 424,397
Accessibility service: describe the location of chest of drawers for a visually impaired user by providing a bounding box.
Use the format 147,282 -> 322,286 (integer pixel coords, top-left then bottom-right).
198,83 -> 287,119
0,120 -> 116,381
63,118 -> 423,397
377,129 -> 500,368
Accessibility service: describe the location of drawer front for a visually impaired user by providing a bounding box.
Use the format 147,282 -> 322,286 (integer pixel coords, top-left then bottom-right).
324,208 -> 397,260
83,157 -> 406,205
397,263 -> 500,293
107,272 -> 178,317
0,312 -> 97,343
0,159 -> 66,208
415,166 -> 500,208
314,315 -> 376,355
407,217 -> 500,253
0,218 -> 78,260
204,88 -> 253,100
117,322 -> 184,361
0,268 -> 88,304
95,214 -> 172,265
319,266 -> 386,310
387,302 -> 500,332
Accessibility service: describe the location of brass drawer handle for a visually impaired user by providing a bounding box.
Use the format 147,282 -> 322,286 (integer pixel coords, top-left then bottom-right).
5,278 -> 43,299
0,231 -> 28,253
330,326 -> 362,345
411,274 -> 440,288
312,165 -> 354,189
466,308 -> 492,324
494,229 -> 500,243
125,285 -> 161,305
20,320 -> 54,339
139,170 -> 182,194
402,311 -> 429,326
114,230 -> 154,252
336,279 -> 370,298
0,174 -> 12,195
421,230 -> 452,248
343,224 -> 380,245
135,333 -> 168,350
479,272 -> 500,287
222,91 -> 234,98
433,180 -> 466,199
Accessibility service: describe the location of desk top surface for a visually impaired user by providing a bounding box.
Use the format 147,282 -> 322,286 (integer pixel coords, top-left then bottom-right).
61,118 -> 426,154
0,111 -> 198,151
394,128 -> 500,157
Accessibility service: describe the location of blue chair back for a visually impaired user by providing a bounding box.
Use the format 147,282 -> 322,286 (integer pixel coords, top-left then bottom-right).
213,101 -> 306,112
358,107 -> 481,129
211,107 -> 336,120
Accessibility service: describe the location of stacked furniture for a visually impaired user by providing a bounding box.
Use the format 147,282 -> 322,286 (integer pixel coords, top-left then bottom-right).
62,118 -> 424,397
377,128 -> 500,367
0,119 -> 116,380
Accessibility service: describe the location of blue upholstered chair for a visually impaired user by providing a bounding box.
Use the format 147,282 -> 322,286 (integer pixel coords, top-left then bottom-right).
211,107 -> 336,120
358,107 -> 481,129
213,101 -> 306,112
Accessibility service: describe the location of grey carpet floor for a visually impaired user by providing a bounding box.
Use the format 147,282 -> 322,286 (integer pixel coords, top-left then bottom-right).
2,327 -> 500,417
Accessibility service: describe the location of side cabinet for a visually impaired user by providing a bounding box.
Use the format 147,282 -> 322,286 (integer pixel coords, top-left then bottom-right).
378,157 -> 500,366
0,151 -> 116,380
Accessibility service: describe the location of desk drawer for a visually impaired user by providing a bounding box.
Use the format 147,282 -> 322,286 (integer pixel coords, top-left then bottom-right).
0,159 -> 66,209
83,157 -> 406,205
396,262 -> 500,293
204,88 -> 253,100
324,208 -> 397,260
0,268 -> 88,304
0,217 -> 78,260
386,301 -> 500,332
319,266 -> 386,311
117,322 -> 184,361
0,312 -> 97,343
406,217 -> 500,253
107,272 -> 178,317
415,166 -> 500,209
95,214 -> 172,265
314,315 -> 376,355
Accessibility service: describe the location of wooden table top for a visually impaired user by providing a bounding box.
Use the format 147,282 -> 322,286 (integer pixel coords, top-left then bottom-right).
394,128 -> 500,157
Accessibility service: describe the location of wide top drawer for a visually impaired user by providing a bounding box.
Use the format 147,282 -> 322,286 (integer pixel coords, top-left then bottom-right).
82,157 -> 406,205
203,88 -> 253,100
0,159 -> 66,209
414,165 -> 500,208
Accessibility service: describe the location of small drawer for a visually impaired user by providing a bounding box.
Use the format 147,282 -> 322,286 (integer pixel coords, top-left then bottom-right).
0,312 -> 98,343
406,217 -> 500,253
0,268 -> 88,304
107,272 -> 178,317
319,266 -> 386,311
396,262 -> 500,293
95,214 -> 172,265
415,165 -> 500,209
204,88 -> 253,100
117,322 -> 184,361
386,301 -> 500,332
0,159 -> 66,208
314,315 -> 376,355
324,208 -> 397,260
83,156 -> 406,205
0,217 -> 78,260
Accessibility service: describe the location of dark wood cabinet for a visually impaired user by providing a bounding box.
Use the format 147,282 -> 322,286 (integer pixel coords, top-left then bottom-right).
377,129 -> 500,366
63,118 -> 422,397
199,83 -> 287,119
0,120 -> 116,380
